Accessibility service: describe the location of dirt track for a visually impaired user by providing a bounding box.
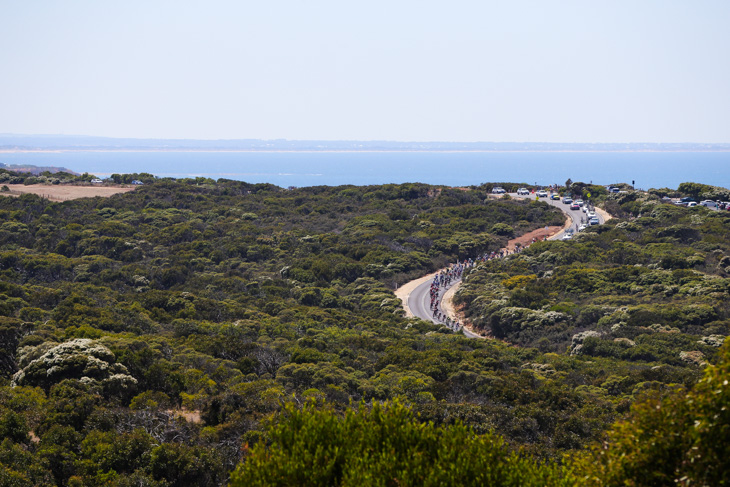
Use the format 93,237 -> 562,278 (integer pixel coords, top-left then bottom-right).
0,184 -> 136,202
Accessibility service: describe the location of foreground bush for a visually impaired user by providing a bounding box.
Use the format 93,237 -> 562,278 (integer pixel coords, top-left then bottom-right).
576,338 -> 730,486
230,400 -> 570,487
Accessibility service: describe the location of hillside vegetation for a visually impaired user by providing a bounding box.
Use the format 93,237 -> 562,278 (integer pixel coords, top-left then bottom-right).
0,175 -> 727,486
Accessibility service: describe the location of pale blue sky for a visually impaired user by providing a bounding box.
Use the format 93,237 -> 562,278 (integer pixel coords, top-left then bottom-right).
1,1 -> 729,142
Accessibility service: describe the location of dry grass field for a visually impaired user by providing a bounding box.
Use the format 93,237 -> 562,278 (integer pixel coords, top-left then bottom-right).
0,184 -> 137,202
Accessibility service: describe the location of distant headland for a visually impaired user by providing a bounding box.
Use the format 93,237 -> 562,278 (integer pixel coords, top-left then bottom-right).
1,134 -> 729,153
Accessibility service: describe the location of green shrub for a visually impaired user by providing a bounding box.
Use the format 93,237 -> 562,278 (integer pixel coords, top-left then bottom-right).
231,400 -> 570,486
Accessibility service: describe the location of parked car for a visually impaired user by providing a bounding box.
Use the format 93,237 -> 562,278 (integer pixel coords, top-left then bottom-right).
687,202 -> 698,207
537,190 -> 548,197
589,217 -> 600,225
700,200 -> 717,208
675,197 -> 695,206
517,188 -> 530,196
561,233 -> 573,240
492,187 -> 506,194
91,178 -> 103,184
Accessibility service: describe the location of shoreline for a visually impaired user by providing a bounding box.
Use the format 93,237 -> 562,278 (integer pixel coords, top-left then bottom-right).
3,149 -> 730,154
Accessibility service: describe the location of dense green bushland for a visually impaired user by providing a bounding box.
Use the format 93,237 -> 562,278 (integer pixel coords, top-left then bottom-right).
234,339 -> 730,486
0,175 -> 727,486
0,176 -> 570,485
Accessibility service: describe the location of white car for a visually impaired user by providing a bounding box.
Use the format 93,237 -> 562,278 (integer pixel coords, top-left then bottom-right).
517,188 -> 530,196
575,199 -> 584,207
537,190 -> 548,197
492,187 -> 506,194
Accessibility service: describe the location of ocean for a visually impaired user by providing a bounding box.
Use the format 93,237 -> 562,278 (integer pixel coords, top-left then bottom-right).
0,150 -> 728,190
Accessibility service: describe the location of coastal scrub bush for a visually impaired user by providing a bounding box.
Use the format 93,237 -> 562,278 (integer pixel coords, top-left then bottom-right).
11,339 -> 136,395
230,400 -> 570,487
576,338 -> 730,486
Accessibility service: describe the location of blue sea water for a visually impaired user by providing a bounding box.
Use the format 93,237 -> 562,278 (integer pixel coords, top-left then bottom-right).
0,151 -> 728,190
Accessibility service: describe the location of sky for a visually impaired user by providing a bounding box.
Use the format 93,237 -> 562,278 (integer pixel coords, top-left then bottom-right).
1,1 -> 729,143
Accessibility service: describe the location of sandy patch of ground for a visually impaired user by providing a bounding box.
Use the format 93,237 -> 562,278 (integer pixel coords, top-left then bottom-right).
440,285 -> 459,320
506,225 -> 564,250
595,207 -> 613,222
167,408 -> 202,423
0,184 -> 136,202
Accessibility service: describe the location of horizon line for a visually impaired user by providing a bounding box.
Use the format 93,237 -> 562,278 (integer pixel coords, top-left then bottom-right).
1,133 -> 730,146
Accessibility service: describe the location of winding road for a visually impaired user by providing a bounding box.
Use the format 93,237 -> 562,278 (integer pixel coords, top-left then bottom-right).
401,192 -> 606,338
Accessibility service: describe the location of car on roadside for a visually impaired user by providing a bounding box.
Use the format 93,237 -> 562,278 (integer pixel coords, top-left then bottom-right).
587,211 -> 596,219
675,197 -> 695,207
578,224 -> 588,231
561,233 -> 573,240
700,200 -> 718,208
687,202 -> 698,208
492,187 -> 506,194
537,190 -> 548,197
589,217 -> 600,225
517,188 -> 530,196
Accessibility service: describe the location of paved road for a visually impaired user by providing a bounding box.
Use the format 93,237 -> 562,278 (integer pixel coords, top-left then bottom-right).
406,192 -> 604,337
407,273 -> 462,331
511,193 -> 604,239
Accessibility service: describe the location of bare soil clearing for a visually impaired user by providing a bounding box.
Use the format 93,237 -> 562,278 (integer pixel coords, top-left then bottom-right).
595,207 -> 612,222
506,225 -> 563,251
0,184 -> 136,202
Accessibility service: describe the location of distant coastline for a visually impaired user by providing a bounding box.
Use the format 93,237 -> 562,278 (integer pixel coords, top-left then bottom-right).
1,134 -> 729,153
2,148 -> 730,154
2,148 -> 729,190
